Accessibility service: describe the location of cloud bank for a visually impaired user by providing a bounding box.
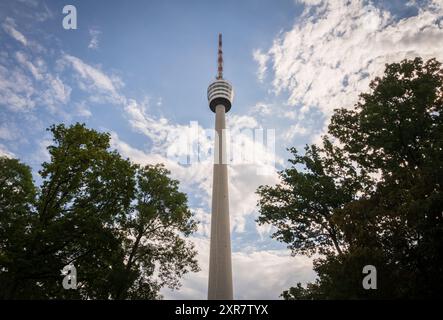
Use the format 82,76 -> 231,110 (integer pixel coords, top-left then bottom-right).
258,0 -> 443,126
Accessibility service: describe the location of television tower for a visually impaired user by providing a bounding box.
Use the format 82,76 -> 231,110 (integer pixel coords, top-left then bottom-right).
207,33 -> 234,300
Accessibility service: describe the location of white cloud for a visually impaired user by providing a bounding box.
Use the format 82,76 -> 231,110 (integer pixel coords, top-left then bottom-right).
228,164 -> 279,232
161,237 -> 316,299
123,99 -> 192,153
193,208 -> 212,237
0,64 -> 36,111
45,76 -> 71,106
256,222 -> 275,240
251,102 -> 272,116
88,28 -> 101,50
253,49 -> 269,82
0,125 -> 15,141
12,51 -> 71,112
283,110 -> 297,120
15,1 -> 54,22
284,123 -> 310,142
17,0 -> 39,7
229,114 -> 258,130
296,0 -> 323,5
261,0 -> 443,122
34,3 -> 54,22
2,18 -> 27,46
63,54 -> 124,104
110,130 -> 213,198
15,51 -> 43,80
0,144 -> 15,158
31,138 -> 52,164
75,101 -> 92,118
233,249 -> 316,299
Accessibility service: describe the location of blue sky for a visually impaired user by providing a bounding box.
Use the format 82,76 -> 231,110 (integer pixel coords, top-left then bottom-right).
1,0 -> 442,299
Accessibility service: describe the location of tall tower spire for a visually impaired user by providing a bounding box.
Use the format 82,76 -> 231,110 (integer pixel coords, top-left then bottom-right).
207,34 -> 234,300
217,33 -> 223,80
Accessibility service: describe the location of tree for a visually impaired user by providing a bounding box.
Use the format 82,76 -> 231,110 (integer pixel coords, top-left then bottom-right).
0,123 -> 199,299
116,164 -> 199,299
0,158 -> 36,298
257,139 -> 372,257
257,58 -> 443,299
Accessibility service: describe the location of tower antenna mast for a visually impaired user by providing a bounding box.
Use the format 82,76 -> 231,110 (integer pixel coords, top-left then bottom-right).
217,33 -> 223,80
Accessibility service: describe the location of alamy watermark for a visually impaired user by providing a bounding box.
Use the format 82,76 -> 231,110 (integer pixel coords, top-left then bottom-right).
163,121 -> 276,175
61,264 -> 77,290
62,5 -> 77,30
362,265 -> 377,290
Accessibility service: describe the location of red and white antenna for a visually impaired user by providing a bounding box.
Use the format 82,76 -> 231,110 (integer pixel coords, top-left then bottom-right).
216,33 -> 223,80
207,33 -> 233,113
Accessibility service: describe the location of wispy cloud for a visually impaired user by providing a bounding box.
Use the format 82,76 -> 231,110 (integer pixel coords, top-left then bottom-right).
253,49 -> 269,82
251,102 -> 272,116
2,17 -> 27,46
88,27 -> 101,50
62,54 -> 124,104
0,64 -> 36,111
260,0 -> 443,122
74,101 -> 92,118
12,51 -> 71,112
16,0 -> 39,7
284,123 -> 309,142
0,144 -> 15,158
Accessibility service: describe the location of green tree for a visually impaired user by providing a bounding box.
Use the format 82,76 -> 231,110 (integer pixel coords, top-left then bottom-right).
0,123 -> 199,299
115,164 -> 199,299
0,158 -> 36,298
258,58 -> 443,299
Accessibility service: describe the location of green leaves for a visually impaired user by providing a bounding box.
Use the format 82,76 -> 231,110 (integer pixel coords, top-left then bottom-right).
0,157 -> 37,298
116,164 -> 199,299
258,58 -> 443,299
0,123 -> 198,299
257,142 -> 361,256
330,58 -> 443,174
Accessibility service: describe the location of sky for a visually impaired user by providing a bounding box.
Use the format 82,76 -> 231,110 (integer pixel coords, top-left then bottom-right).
0,0 -> 442,299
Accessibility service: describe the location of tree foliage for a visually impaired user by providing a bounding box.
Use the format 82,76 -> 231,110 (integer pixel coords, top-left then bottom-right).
0,123 -> 199,299
258,58 -> 443,299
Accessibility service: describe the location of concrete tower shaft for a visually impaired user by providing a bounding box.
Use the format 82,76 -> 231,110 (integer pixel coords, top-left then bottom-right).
207,33 -> 234,300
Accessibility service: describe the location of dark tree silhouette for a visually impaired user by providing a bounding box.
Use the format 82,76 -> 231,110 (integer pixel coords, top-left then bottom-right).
0,123 -> 199,299
258,58 -> 443,299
